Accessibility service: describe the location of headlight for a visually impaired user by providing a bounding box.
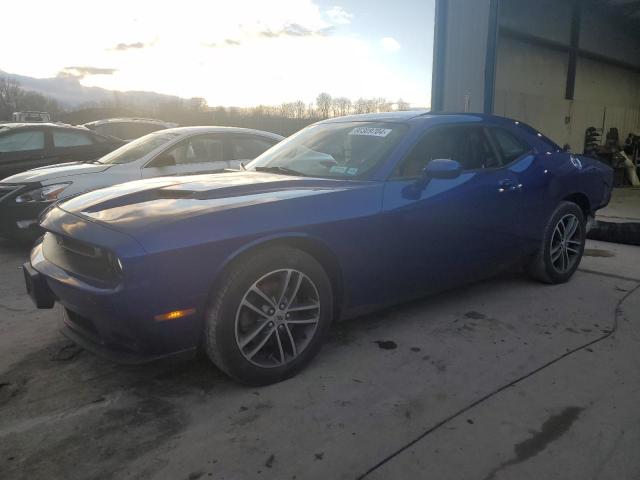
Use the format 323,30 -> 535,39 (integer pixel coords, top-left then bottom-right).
15,183 -> 71,203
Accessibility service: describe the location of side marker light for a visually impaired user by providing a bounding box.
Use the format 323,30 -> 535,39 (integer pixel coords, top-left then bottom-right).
154,308 -> 196,321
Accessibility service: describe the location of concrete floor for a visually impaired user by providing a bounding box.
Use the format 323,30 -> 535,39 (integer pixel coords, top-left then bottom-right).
597,188 -> 640,223
0,239 -> 639,480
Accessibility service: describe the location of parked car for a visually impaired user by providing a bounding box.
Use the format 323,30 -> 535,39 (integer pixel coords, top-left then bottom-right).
12,111 -> 51,123
83,118 -> 178,141
0,123 -> 123,181
0,126 -> 282,241
23,112 -> 613,385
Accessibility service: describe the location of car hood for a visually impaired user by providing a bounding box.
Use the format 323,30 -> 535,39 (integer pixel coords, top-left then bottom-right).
2,161 -> 111,183
57,171 -> 374,235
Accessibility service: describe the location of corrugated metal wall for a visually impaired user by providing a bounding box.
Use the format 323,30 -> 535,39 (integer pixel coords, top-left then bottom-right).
495,0 -> 640,149
439,0 -> 492,113
434,0 -> 640,151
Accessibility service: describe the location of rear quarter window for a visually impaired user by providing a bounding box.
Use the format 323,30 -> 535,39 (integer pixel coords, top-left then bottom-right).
53,130 -> 95,147
515,122 -> 561,151
0,130 -> 45,152
489,128 -> 532,164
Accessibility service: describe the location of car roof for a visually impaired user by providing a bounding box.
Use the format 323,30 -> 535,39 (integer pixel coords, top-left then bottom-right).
159,125 -> 284,140
83,118 -> 178,127
318,110 -> 526,126
316,112 -> 559,149
319,110 -> 432,124
0,122 -> 87,131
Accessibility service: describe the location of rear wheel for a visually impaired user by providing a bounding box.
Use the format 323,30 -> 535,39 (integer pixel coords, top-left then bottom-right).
203,246 -> 333,385
526,201 -> 585,284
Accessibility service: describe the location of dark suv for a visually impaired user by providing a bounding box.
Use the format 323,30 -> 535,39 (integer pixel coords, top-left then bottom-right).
0,123 -> 124,179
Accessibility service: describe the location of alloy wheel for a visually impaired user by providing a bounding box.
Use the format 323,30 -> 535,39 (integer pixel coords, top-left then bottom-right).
234,269 -> 321,368
550,213 -> 582,273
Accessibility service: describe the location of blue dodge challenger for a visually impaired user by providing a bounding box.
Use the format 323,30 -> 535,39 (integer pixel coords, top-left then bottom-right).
24,112 -> 613,385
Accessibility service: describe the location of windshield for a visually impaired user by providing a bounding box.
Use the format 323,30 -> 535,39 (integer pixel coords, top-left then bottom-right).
246,122 -> 408,179
97,132 -> 180,164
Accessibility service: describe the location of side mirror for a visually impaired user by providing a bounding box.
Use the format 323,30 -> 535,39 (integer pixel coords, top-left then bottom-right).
423,158 -> 463,180
153,153 -> 176,167
403,159 -> 463,200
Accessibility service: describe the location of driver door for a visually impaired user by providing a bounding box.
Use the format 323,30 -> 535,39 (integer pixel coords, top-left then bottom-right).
379,124 -> 525,302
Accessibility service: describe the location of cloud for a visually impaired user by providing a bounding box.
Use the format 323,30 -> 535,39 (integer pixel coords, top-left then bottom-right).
58,66 -> 117,78
259,30 -> 279,38
259,22 -> 335,39
325,6 -> 353,25
380,37 -> 401,53
1,0 -> 429,107
283,23 -> 313,36
112,41 -> 146,51
202,39 -> 241,47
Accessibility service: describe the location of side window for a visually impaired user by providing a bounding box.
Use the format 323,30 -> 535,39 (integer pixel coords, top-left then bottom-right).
231,136 -> 276,160
155,135 -> 224,166
396,126 -> 499,177
0,130 -> 45,153
490,128 -> 531,164
53,130 -> 94,148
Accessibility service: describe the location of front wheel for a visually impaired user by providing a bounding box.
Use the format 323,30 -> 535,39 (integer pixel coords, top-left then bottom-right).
526,201 -> 586,284
203,246 -> 333,385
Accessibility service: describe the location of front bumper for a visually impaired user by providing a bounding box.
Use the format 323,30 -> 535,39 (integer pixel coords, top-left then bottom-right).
25,225 -> 205,364
23,259 -> 190,363
23,261 -> 56,308
57,305 -> 197,364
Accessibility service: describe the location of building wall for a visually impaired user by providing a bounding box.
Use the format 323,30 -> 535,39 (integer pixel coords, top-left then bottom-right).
573,58 -> 640,146
499,0 -> 571,44
439,0 -> 492,113
493,0 -> 640,150
434,0 -> 640,152
580,9 -> 640,68
494,36 -> 640,150
494,37 -> 570,146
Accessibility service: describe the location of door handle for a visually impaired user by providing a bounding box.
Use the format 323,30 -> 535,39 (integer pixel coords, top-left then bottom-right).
498,179 -> 522,193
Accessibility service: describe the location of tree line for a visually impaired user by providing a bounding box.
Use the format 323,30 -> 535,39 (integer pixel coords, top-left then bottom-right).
0,77 -> 62,120
156,93 -> 412,121
1,76 -> 414,136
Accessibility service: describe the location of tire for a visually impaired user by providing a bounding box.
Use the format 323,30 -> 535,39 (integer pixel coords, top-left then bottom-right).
203,245 -> 333,385
526,201 -> 586,284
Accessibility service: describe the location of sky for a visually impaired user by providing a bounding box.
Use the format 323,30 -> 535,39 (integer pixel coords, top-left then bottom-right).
3,0 -> 434,108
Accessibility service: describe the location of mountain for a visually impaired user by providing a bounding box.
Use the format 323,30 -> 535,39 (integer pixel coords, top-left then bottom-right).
0,70 -> 182,108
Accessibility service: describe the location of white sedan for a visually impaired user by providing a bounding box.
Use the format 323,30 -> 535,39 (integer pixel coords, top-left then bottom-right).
0,126 -> 283,240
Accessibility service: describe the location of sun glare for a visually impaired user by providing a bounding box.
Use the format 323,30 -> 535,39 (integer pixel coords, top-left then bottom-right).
2,0 -> 431,107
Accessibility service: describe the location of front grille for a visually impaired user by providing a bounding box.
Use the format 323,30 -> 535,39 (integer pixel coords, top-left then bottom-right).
42,233 -> 121,283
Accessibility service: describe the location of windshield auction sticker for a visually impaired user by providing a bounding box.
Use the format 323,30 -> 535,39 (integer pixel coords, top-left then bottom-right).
349,127 -> 392,137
